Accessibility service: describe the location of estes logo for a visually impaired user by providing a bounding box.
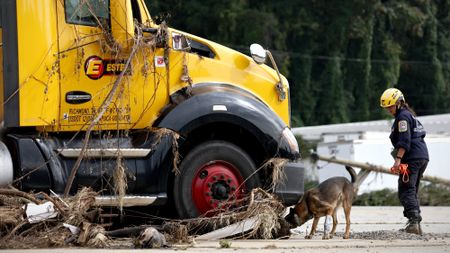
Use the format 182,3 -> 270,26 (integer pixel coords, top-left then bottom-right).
84,56 -> 130,80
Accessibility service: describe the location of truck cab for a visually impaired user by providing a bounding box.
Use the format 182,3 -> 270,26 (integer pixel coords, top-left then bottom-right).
0,0 -> 303,218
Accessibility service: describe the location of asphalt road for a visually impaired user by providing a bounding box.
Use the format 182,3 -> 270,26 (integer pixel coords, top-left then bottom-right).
2,206 -> 450,253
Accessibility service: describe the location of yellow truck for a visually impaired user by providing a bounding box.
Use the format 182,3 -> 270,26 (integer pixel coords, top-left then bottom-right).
0,0 -> 303,218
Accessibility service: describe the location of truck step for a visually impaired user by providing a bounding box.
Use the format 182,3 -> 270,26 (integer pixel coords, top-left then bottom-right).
94,195 -> 157,207
57,148 -> 151,158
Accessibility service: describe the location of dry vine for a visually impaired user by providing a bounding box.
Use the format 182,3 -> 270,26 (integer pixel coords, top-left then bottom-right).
63,27 -> 141,196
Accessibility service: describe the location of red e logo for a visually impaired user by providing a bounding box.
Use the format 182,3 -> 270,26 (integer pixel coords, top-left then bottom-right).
155,56 -> 165,67
85,56 -> 104,79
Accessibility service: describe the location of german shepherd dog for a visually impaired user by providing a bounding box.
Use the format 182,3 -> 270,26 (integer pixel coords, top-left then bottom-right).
285,166 -> 357,239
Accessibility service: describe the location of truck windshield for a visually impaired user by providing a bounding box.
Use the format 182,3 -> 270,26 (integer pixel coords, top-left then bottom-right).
65,0 -> 110,27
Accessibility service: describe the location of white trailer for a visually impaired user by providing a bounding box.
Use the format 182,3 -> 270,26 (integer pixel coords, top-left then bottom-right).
315,132 -> 450,192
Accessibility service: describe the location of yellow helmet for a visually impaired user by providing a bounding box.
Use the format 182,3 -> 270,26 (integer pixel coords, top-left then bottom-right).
380,88 -> 405,108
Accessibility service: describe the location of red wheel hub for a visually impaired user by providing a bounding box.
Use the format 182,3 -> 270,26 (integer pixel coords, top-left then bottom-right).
192,161 -> 245,216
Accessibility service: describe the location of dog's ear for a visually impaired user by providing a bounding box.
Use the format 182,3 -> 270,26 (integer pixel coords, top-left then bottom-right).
285,207 -> 300,227
285,209 -> 301,227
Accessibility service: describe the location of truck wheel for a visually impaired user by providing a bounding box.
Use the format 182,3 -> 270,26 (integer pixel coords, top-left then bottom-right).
174,140 -> 260,218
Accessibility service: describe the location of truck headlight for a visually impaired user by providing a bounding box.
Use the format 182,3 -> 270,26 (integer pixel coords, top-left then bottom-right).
282,128 -> 299,153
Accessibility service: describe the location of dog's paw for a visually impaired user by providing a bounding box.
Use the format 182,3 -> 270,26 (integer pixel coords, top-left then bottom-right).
343,234 -> 350,239
322,234 -> 330,240
305,235 -> 313,239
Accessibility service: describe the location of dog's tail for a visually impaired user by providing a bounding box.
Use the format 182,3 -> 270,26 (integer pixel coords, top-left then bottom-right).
345,166 -> 362,197
345,166 -> 357,183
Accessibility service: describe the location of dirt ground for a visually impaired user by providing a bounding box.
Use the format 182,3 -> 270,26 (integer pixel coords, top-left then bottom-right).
1,206 -> 449,253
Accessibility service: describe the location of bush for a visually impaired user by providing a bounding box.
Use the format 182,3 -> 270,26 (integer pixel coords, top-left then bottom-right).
353,184 -> 450,206
419,183 -> 450,206
354,188 -> 400,206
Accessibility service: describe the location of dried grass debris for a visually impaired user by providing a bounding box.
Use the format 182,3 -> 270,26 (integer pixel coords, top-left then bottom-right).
78,222 -> 111,248
113,156 -> 128,213
261,158 -> 288,191
0,185 -> 290,249
162,221 -> 189,244
150,127 -> 181,175
65,187 -> 97,226
184,188 -> 288,240
0,206 -> 24,231
0,188 -> 42,205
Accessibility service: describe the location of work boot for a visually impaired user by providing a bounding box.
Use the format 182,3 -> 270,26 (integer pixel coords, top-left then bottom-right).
404,219 -> 421,235
401,210 -> 423,235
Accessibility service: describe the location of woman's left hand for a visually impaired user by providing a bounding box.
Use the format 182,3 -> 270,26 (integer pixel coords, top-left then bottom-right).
391,159 -> 401,174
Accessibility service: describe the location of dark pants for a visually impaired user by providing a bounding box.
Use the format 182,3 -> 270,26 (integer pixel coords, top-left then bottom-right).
398,159 -> 428,220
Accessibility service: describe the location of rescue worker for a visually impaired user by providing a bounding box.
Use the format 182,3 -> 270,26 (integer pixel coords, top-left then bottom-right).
380,88 -> 429,235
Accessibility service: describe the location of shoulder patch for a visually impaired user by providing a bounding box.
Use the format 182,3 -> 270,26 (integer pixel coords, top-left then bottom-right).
398,120 -> 408,132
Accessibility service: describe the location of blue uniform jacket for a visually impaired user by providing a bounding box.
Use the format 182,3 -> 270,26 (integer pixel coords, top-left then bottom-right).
390,108 -> 429,162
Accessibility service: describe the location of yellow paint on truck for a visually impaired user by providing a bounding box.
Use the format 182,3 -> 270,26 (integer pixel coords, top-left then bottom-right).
1,0 -> 290,131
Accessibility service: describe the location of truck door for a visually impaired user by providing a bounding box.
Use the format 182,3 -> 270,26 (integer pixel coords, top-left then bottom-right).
56,0 -> 169,132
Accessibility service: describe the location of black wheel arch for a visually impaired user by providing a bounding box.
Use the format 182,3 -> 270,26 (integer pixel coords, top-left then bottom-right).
156,83 -> 299,161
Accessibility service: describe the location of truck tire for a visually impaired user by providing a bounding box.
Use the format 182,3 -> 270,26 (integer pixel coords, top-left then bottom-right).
173,140 -> 261,218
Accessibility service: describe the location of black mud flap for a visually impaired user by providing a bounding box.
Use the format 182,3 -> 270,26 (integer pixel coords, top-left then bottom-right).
274,162 -> 304,206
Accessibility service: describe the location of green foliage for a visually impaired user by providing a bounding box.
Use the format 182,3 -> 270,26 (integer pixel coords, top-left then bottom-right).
419,184 -> 450,206
295,135 -> 316,159
354,188 -> 401,206
219,240 -> 231,248
145,0 -> 450,126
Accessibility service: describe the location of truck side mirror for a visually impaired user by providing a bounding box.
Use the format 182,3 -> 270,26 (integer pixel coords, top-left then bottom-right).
250,44 -> 267,64
110,0 -> 135,50
250,44 -> 287,101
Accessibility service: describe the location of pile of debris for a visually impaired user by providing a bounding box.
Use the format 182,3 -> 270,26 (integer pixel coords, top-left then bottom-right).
0,187 -> 112,248
0,187 -> 289,249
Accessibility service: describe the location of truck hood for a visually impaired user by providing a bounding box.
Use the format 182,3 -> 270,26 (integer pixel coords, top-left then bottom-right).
168,28 -> 288,87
